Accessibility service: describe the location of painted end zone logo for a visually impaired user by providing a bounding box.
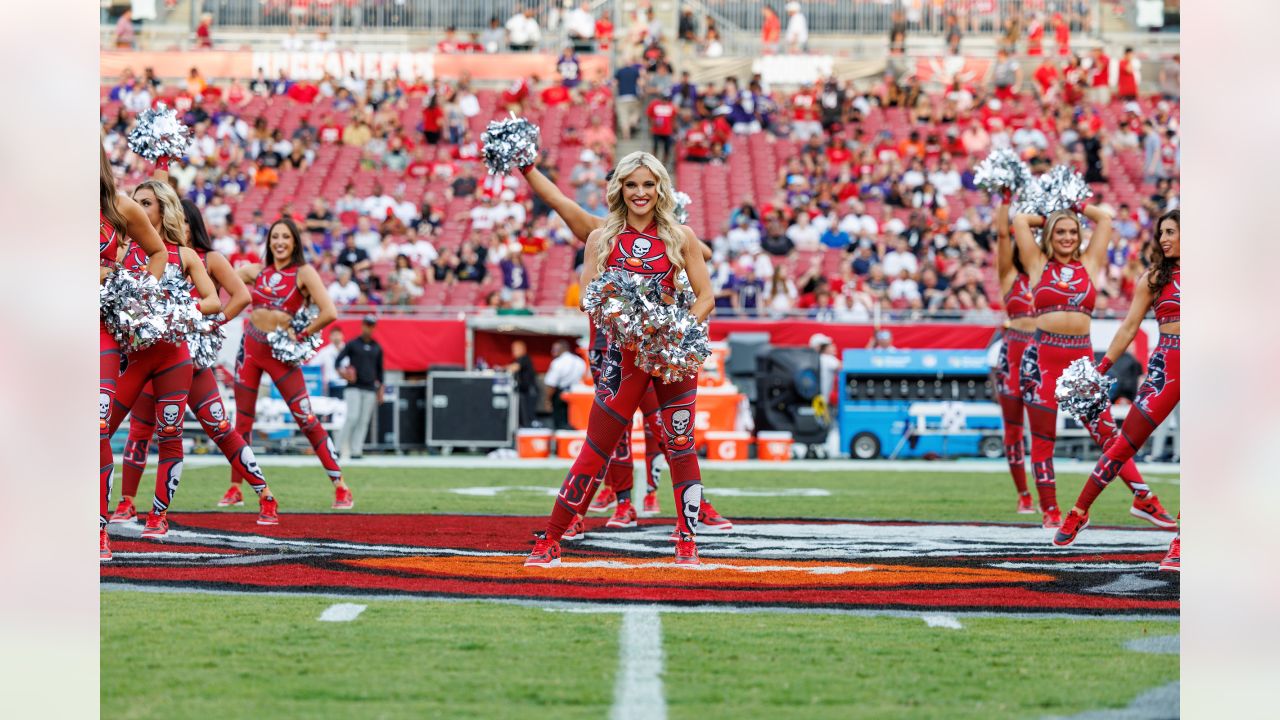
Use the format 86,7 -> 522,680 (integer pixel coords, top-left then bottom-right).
101,514 -> 1179,615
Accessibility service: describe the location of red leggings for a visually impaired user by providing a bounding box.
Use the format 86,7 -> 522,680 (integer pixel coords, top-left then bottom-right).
1021,331 -> 1149,512
591,337 -> 670,500
996,329 -> 1033,496
1076,335 -> 1180,513
545,343 -> 702,542
100,324 -> 121,528
122,367 -> 269,500
233,326 -> 342,485
106,341 -> 193,516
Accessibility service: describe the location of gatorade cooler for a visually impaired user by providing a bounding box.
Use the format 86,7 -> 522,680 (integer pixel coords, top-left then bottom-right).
631,430 -> 646,457
516,428 -> 553,458
756,431 -> 794,461
705,431 -> 751,461
554,430 -> 587,459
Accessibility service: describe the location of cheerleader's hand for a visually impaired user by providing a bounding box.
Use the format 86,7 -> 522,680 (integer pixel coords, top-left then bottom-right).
1096,357 -> 1113,374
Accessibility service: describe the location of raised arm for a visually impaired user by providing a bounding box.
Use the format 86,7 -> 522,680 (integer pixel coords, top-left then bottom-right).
520,165 -> 603,242
578,228 -> 605,303
121,194 -> 168,280
681,226 -> 715,323
1079,203 -> 1114,276
179,246 -> 223,315
297,265 -> 338,335
206,251 -> 251,320
1097,274 -> 1154,372
1011,212 -> 1046,278
994,194 -> 1016,291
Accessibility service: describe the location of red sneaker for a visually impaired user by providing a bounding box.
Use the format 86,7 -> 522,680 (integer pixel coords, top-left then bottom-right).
332,485 -> 354,510
1016,493 -> 1036,514
1053,511 -> 1090,546
640,492 -> 661,517
674,532 -> 700,565
606,499 -> 637,528
1162,535 -> 1177,568
109,497 -> 137,524
1131,492 -> 1177,529
257,496 -> 279,526
699,500 -> 733,532
524,532 -> 562,567
589,485 -> 616,513
141,511 -> 169,539
100,528 -> 112,562
1042,506 -> 1063,529
562,515 -> 586,541
217,485 -> 244,508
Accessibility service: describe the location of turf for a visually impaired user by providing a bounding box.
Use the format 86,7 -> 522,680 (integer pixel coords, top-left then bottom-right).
102,593 -> 619,720
101,591 -> 1178,720
142,464 -> 1180,527
662,613 -> 1179,719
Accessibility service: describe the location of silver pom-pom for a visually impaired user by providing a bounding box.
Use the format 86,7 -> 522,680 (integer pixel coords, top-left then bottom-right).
127,102 -> 192,162
1054,357 -> 1115,423
100,265 -> 203,353
974,148 -> 1034,195
187,313 -> 227,369
673,191 -> 693,225
266,306 -> 323,366
1017,165 -> 1093,216
583,269 -> 709,383
481,114 -> 541,176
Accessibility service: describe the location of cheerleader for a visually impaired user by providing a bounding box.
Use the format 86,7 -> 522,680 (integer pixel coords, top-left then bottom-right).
1012,204 -> 1174,529
228,218 -> 352,509
100,147 -> 168,561
105,179 -> 223,540
993,192 -> 1036,513
518,163 -> 732,535
1053,210 -> 1180,571
110,199 -> 279,527
525,152 -> 715,567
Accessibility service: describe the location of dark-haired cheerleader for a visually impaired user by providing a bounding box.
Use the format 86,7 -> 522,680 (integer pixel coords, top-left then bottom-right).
1054,210 -> 1181,571
993,191 -> 1036,514
1012,204 -> 1174,530
227,218 -> 351,509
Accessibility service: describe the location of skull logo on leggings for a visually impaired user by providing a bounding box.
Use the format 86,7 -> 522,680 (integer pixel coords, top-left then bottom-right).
663,401 -> 696,450
679,483 -> 702,535
158,404 -> 182,436
99,392 -> 111,422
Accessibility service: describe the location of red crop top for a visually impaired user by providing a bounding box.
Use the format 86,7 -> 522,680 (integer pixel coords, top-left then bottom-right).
606,222 -> 677,293
123,241 -> 182,273
100,211 -> 121,267
251,264 -> 306,314
1153,265 -> 1180,325
1033,259 -> 1096,317
1004,274 -> 1034,319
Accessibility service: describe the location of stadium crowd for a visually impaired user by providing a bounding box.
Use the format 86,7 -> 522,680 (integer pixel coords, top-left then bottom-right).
101,8 -> 1178,319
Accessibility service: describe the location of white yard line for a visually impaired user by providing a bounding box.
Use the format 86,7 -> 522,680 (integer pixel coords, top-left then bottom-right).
610,608 -> 667,720
921,614 -> 964,630
317,603 -> 367,622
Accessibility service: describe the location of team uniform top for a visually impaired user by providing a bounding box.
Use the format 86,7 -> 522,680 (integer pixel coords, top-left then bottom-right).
1032,259 -> 1096,316
100,211 -> 121,267
251,264 -> 306,314
124,241 -> 182,273
1153,266 -> 1180,325
606,222 -> 677,293
1003,274 -> 1034,319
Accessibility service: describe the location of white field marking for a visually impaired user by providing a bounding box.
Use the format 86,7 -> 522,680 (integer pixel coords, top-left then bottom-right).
611,608 -> 667,720
563,559 -> 874,575
922,614 -> 964,630
178,454 -> 1182,478
107,552 -> 233,561
448,486 -> 831,498
102,583 -> 1181,623
318,603 -> 367,622
991,562 -> 1162,572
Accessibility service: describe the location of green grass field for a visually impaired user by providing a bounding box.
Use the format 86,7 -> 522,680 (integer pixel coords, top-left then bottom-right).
103,464 -> 1180,719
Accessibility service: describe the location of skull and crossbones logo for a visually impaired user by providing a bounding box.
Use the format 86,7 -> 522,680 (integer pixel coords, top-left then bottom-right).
293,398 -> 313,420
617,235 -> 666,272
664,404 -> 695,448
267,272 -> 283,290
1050,265 -> 1082,291
158,404 -> 182,436
99,392 -> 111,422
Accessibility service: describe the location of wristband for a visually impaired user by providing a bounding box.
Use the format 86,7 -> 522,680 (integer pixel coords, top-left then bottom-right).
156,156 -> 171,171
1000,189 -> 1013,203
296,329 -> 311,341
518,164 -> 533,176
1096,357 -> 1113,374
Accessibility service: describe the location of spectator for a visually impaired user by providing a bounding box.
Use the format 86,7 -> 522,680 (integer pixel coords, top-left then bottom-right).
500,252 -> 530,308
430,248 -> 459,285
506,7 -> 541,52
1116,47 -> 1140,101
480,16 -> 505,53
764,266 -> 797,316
703,28 -> 724,58
507,340 -> 540,427
115,9 -> 134,49
888,269 -> 921,307
785,212 -> 820,250
614,55 -> 643,140
308,327 -> 348,399
328,265 -> 361,306
990,49 -> 1022,101
761,6 -> 781,54
544,341 -> 586,430
335,232 -> 371,272
334,316 -> 384,461
455,247 -> 486,283
646,93 -> 677,165
820,220 -> 851,251
195,13 -> 214,49
882,238 -> 919,278
567,3 -> 597,50
1159,54 -> 1180,101
784,2 -> 808,54
230,236 -> 263,270
868,328 -> 895,350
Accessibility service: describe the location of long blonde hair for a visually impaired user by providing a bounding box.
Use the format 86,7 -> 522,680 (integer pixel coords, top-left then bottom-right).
1040,209 -> 1081,260
100,145 -> 126,239
594,151 -> 685,277
133,179 -> 188,247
